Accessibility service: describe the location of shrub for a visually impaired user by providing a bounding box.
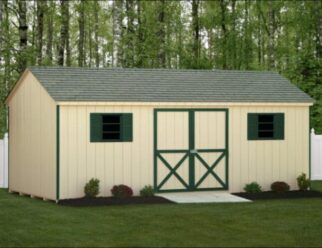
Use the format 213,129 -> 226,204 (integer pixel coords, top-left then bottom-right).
84,178 -> 100,198
297,173 -> 310,191
244,182 -> 262,193
111,184 -> 133,198
271,181 -> 290,193
140,185 -> 154,197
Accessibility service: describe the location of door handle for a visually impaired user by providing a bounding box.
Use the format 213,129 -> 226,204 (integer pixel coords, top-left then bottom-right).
190,149 -> 198,154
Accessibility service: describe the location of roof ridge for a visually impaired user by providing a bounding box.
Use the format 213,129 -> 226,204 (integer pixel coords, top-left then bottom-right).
28,66 -> 279,74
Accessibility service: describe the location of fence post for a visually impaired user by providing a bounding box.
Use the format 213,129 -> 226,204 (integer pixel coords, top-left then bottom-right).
4,133 -> 8,188
311,128 -> 314,180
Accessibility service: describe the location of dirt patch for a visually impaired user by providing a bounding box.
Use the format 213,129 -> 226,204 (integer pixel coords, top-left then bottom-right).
58,196 -> 174,207
233,190 -> 322,200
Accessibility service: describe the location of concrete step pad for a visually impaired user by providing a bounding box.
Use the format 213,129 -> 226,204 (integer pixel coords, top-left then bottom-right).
156,191 -> 251,203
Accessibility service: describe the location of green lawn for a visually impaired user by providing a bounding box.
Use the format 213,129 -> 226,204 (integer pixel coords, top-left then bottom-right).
1,189 -> 322,247
311,180 -> 322,192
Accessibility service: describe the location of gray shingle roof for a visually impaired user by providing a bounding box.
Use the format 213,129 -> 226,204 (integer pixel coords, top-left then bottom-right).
29,66 -> 313,103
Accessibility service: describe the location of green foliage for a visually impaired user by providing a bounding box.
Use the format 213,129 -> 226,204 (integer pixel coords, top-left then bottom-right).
271,181 -> 290,193
297,173 -> 311,191
139,185 -> 154,197
244,182 -> 262,193
84,178 -> 100,198
111,184 -> 133,198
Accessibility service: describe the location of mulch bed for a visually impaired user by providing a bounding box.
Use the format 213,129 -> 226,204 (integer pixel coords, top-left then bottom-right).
233,190 -> 322,200
58,196 -> 174,207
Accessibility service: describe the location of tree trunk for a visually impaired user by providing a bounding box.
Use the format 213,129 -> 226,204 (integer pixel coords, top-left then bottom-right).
243,0 -> 251,69
112,0 -> 124,67
0,0 -> 3,67
18,0 -> 28,72
78,0 -> 85,67
257,12 -> 262,68
45,1 -> 54,65
157,0 -> 166,68
114,0 -> 124,67
220,0 -> 227,69
89,21 -> 93,67
65,1 -> 71,66
268,1 -> 275,69
3,0 -> 10,90
125,0 -> 135,67
111,0 -> 116,67
94,1 -> 99,68
31,2 -> 36,61
58,0 -> 68,66
136,0 -> 143,67
36,0 -> 45,65
231,0 -> 237,69
192,0 -> 200,68
315,1 -> 322,58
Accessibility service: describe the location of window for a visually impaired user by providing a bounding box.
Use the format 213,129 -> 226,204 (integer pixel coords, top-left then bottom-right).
258,115 -> 274,138
90,113 -> 133,142
102,115 -> 121,140
248,113 -> 284,140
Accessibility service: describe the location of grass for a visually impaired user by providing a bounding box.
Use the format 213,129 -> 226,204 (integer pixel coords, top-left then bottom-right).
1,189 -> 322,247
311,180 -> 322,192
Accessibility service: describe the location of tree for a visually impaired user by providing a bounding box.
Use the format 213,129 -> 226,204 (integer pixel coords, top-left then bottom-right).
94,1 -> 100,68
45,0 -> 55,65
36,0 -> 45,65
78,0 -> 85,67
191,0 -> 200,68
57,0 -> 69,66
220,0 -> 227,69
18,0 -> 28,72
157,0 -> 166,67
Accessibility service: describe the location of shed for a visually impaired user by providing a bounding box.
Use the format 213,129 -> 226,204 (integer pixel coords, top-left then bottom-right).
6,66 -> 313,201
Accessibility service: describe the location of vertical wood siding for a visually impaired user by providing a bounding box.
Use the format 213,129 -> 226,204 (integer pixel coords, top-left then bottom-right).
59,104 -> 309,199
8,72 -> 56,200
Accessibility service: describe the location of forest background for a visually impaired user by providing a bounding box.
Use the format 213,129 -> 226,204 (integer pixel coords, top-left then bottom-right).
0,0 -> 321,137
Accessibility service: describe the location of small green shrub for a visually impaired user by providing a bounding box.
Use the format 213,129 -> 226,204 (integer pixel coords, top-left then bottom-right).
111,184 -> 133,198
84,178 -> 100,198
140,185 -> 154,197
297,173 -> 310,191
271,181 -> 290,193
244,182 -> 262,193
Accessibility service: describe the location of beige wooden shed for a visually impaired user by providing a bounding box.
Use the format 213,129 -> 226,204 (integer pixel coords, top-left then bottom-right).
6,67 -> 313,201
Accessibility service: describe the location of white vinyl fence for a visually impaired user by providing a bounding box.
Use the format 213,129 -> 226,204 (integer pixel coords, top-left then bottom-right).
311,129 -> 322,180
0,133 -> 8,188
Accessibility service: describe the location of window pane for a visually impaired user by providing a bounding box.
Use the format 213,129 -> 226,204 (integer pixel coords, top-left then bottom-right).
102,115 -> 121,140
103,124 -> 120,132
258,123 -> 274,130
258,131 -> 274,138
103,132 -> 120,140
258,115 -> 273,122
258,115 -> 274,122
103,115 -> 120,124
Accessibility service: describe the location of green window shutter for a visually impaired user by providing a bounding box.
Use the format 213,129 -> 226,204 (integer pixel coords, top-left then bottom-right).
121,113 -> 133,142
248,113 -> 258,140
90,113 -> 103,142
273,113 -> 284,140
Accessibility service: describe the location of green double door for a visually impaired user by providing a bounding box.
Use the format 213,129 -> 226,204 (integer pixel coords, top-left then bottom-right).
154,109 -> 228,192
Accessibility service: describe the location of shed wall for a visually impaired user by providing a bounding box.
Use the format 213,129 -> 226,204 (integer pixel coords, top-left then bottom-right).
59,104 -> 309,199
8,72 -> 56,200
